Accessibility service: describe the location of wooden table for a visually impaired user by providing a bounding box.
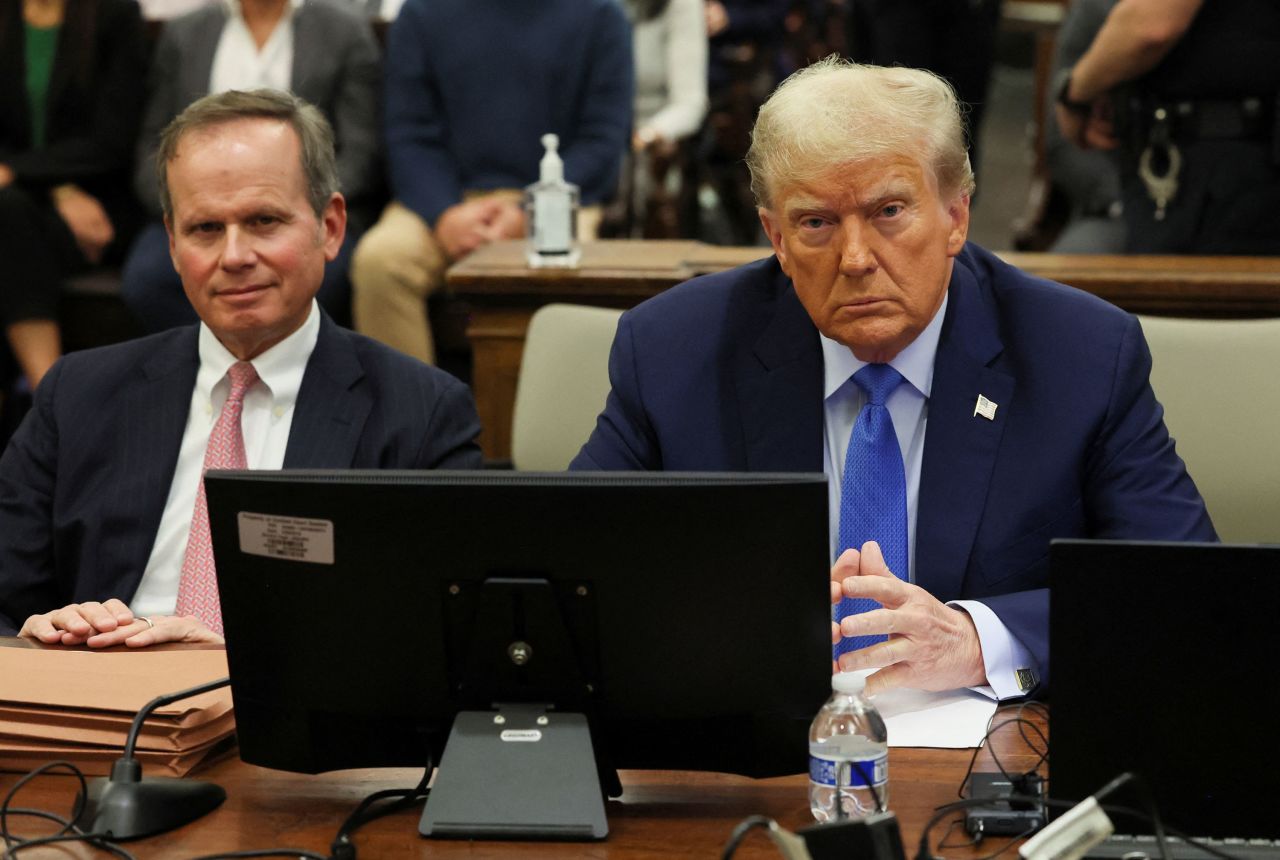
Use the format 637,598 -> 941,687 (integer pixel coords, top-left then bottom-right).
0,704 -> 1047,858
448,240 -> 1280,461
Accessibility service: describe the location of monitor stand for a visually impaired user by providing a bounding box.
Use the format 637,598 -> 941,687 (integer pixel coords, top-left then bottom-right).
418,704 -> 608,840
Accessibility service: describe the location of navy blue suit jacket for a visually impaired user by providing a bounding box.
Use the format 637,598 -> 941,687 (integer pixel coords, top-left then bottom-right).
572,244 -> 1216,685
0,314 -> 482,635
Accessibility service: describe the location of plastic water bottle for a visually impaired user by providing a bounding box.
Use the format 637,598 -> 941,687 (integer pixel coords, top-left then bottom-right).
808,672 -> 889,822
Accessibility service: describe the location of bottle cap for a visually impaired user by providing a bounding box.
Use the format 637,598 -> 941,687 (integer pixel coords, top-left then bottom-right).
831,671 -> 867,695
539,133 -> 563,184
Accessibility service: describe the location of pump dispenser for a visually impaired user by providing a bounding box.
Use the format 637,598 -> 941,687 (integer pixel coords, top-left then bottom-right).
525,133 -> 581,267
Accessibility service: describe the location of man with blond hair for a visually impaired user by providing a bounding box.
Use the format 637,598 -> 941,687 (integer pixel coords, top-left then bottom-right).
573,59 -> 1215,698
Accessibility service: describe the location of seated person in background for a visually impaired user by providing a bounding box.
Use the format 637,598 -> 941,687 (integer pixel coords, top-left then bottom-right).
0,90 -> 482,646
0,0 -> 148,391
349,0 -> 632,365
573,59 -> 1215,698
120,0 -> 381,332
618,0 -> 706,234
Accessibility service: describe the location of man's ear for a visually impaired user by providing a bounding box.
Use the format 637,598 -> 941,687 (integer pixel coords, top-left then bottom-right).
321,193 -> 347,262
945,194 -> 971,256
165,216 -> 179,271
758,207 -> 789,272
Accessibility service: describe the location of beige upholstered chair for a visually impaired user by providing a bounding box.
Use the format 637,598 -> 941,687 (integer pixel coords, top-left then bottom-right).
511,304 -> 624,471
1140,315 -> 1280,542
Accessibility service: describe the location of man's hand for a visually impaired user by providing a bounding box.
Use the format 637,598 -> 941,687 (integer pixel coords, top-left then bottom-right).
0,163 -> 13,187
436,197 -> 523,260
52,185 -> 115,263
1055,100 -> 1119,151
831,541 -> 987,696
19,600 -> 224,648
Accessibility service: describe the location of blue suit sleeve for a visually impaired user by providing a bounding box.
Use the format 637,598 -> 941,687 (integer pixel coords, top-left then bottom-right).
571,312 -> 661,470
0,362 -> 65,636
979,314 -> 1216,689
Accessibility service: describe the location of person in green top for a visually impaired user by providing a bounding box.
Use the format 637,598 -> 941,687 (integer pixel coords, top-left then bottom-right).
0,0 -> 147,392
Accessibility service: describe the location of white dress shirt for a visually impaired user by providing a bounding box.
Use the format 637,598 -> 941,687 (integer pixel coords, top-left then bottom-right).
821,293 -> 1036,700
209,0 -> 302,96
130,302 -> 321,618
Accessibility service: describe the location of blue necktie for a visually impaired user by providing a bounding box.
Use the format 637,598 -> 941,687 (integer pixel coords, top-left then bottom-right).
835,364 -> 908,658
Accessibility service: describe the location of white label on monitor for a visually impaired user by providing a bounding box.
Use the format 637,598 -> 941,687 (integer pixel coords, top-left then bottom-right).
499,730 -> 543,743
237,512 -> 335,565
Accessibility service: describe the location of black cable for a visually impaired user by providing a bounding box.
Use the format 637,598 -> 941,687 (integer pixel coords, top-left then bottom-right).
327,765 -> 432,860
0,761 -> 85,847
2,831 -> 136,859
832,758 -> 886,820
721,815 -> 776,860
184,851 -> 328,860
956,707 -> 1049,800
0,761 -> 135,860
122,677 -> 231,762
916,794 -> 1071,860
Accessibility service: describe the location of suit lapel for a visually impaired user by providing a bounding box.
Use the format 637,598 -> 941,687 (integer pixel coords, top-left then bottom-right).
120,329 -> 202,582
185,14 -> 223,99
915,256 -> 1014,600
283,315 -> 373,468
289,5 -> 328,99
737,264 -> 824,472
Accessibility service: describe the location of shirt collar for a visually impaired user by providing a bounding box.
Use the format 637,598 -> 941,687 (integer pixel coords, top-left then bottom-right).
822,290 -> 949,401
196,299 -> 321,409
222,0 -> 305,23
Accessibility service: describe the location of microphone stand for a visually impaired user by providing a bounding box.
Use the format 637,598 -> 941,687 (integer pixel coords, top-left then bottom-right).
76,676 -> 230,840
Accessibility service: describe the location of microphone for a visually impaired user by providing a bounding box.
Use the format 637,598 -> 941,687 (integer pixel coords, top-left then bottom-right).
76,676 -> 231,840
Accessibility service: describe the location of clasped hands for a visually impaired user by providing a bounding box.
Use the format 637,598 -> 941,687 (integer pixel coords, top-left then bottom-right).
436,196 -> 525,261
19,598 -> 223,648
831,541 -> 987,696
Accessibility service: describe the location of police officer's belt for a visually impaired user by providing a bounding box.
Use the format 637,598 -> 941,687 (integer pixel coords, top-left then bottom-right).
1129,95 -> 1273,142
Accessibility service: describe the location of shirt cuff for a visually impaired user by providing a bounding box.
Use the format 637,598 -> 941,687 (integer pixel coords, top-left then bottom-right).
949,599 -> 1039,701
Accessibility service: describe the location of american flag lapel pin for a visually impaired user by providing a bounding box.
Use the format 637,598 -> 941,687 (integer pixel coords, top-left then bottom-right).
973,395 -> 998,421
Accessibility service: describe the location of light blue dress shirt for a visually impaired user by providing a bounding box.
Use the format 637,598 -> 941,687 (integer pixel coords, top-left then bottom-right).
821,293 -> 1035,700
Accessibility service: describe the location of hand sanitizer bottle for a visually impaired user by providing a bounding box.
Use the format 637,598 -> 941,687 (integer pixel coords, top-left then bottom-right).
525,133 -> 581,268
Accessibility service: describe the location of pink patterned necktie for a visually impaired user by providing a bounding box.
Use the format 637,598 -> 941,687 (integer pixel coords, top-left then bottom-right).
176,361 -> 259,634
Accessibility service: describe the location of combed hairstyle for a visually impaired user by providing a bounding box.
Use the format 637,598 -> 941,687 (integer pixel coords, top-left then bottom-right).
746,57 -> 976,210
156,88 -> 339,220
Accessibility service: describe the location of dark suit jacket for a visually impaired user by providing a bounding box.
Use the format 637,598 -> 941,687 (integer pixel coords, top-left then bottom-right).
572,243 -> 1217,685
132,0 -> 382,221
0,314 -> 482,635
0,0 -> 147,236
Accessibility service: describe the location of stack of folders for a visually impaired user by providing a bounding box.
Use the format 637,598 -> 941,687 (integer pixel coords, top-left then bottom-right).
0,644 -> 235,777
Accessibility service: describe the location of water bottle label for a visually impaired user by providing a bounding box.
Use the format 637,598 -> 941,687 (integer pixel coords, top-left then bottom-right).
808,753 -> 887,788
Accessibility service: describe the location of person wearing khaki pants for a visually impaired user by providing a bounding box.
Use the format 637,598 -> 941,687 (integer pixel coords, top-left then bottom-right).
350,0 -> 633,365
352,194 -> 602,365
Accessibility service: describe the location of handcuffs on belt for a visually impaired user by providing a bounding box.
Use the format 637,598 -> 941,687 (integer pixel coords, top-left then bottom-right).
1137,106 -> 1182,222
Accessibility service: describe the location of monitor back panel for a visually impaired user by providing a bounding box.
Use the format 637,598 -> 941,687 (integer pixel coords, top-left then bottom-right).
1050,540 -> 1280,839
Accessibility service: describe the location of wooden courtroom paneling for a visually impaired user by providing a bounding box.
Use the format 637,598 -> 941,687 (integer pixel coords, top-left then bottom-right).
450,240 -> 1280,461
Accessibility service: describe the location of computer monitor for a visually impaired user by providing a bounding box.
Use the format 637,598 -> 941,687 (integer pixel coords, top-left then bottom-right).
205,470 -> 832,839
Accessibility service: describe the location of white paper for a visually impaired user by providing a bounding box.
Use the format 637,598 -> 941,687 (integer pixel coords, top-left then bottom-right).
872,685 -> 998,748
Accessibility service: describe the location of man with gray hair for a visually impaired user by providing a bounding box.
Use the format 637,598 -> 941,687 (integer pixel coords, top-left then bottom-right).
0,89 -> 482,646
572,59 -> 1214,698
